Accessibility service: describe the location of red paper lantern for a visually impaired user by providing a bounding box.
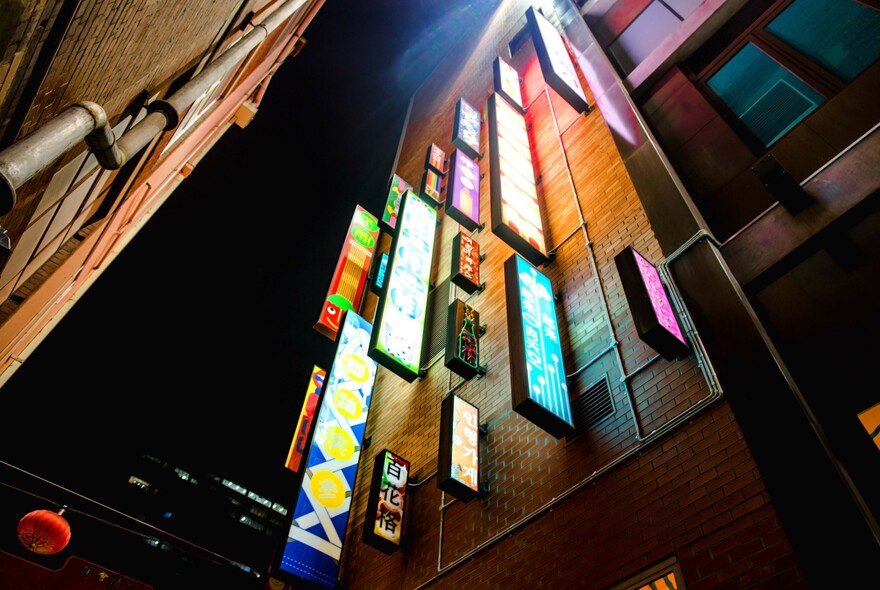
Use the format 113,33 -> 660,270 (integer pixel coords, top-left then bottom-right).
17,508 -> 71,554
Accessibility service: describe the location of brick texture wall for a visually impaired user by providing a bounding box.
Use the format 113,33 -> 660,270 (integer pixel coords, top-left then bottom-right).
337,2 -> 809,590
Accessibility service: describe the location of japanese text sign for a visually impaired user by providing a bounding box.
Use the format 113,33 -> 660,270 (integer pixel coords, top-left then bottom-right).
362,449 -> 410,554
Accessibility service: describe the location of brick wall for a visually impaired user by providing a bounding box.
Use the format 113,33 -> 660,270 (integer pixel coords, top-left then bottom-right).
337,2 -> 808,589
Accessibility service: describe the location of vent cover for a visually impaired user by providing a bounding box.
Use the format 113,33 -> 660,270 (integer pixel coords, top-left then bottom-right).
421,277 -> 450,369
569,375 -> 614,436
741,79 -> 817,146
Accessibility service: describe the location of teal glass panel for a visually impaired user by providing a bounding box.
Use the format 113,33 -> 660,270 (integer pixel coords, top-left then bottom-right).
708,42 -> 825,147
766,0 -> 880,82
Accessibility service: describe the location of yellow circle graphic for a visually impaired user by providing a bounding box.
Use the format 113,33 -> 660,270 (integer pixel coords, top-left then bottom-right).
342,354 -> 369,382
322,425 -> 355,461
310,470 -> 346,509
334,388 -> 362,420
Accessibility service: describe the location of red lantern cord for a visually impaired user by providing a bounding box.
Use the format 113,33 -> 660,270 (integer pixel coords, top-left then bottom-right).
17,507 -> 72,555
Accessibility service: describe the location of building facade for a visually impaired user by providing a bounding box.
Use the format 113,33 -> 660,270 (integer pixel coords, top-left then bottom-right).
303,1 -> 878,589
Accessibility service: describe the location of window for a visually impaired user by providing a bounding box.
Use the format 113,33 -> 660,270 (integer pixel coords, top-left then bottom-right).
699,0 -> 880,148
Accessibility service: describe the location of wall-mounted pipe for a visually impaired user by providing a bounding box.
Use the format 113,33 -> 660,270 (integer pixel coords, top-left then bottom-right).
0,0 -> 315,215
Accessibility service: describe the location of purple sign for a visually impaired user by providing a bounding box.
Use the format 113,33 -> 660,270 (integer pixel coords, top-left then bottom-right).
445,149 -> 481,232
632,249 -> 686,346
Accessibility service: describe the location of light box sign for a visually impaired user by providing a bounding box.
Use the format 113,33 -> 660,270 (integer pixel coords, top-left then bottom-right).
369,191 -> 438,382
614,246 -> 689,361
494,55 -> 524,112
445,148 -> 481,232
445,299 -> 480,380
438,394 -> 480,502
425,143 -> 447,176
452,97 -> 482,161
488,93 -> 549,267
450,232 -> 480,295
504,253 -> 574,439
284,365 -> 326,473
369,251 -> 389,296
526,6 -> 590,114
362,449 -> 410,554
381,173 -> 413,232
420,168 -> 444,208
314,206 -> 380,341
277,311 -> 377,590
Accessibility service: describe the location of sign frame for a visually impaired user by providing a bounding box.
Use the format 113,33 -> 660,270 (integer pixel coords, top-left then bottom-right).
526,6 -> 590,114
445,148 -> 482,232
437,393 -> 481,503
452,97 -> 482,161
362,449 -> 410,554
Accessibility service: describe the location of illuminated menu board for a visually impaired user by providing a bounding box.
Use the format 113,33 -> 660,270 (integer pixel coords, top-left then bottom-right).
284,365 -> 326,473
381,173 -> 413,232
425,143 -> 447,176
488,93 -> 549,266
445,148 -> 481,232
526,6 -> 590,114
450,232 -> 480,295
614,246 -> 689,361
452,97 -> 482,161
444,299 -> 480,381
277,311 -> 377,590
504,254 -> 574,439
494,55 -> 523,112
369,191 -> 438,382
438,394 -> 481,502
362,449 -> 410,554
314,205 -> 380,341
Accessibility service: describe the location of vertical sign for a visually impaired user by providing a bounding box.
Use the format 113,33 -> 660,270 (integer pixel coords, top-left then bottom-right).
425,143 -> 447,176
284,366 -> 326,473
362,449 -> 410,554
369,191 -> 438,382
526,6 -> 590,114
314,206 -> 380,341
369,251 -> 389,295
450,232 -> 481,294
504,254 -> 574,438
277,311 -> 377,590
494,55 -> 524,112
452,97 -> 482,161
445,148 -> 481,232
381,174 -> 413,232
488,93 -> 549,266
420,168 -> 444,208
438,394 -> 481,502
614,246 -> 689,361
445,299 -> 480,380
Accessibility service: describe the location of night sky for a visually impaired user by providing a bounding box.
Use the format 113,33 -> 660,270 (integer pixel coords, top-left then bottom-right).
0,2 -> 482,499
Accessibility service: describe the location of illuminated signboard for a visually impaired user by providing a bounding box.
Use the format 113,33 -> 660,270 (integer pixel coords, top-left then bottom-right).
438,394 -> 481,502
369,191 -> 438,382
450,232 -> 480,295
452,97 -> 482,161
526,6 -> 590,114
284,365 -> 326,473
614,246 -> 689,361
420,168 -> 444,208
504,253 -> 574,439
488,93 -> 549,266
369,251 -> 389,295
314,205 -> 380,341
362,449 -> 410,554
425,143 -> 447,176
858,402 -> 880,452
277,311 -> 377,590
381,173 -> 413,232
445,299 -> 480,381
445,148 -> 481,232
494,55 -> 524,112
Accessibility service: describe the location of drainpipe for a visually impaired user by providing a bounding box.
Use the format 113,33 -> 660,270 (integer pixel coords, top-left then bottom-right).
0,0 -> 317,215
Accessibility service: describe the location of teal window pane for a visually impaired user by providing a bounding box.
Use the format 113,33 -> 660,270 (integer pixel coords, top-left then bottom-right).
708,42 -> 825,147
766,0 -> 880,82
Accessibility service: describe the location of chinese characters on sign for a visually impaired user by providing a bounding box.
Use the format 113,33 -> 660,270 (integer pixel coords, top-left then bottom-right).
284,366 -> 326,473
362,449 -> 410,554
277,312 -> 377,590
369,191 -> 438,382
614,246 -> 689,361
488,93 -> 549,266
450,232 -> 481,295
452,97 -> 482,161
504,254 -> 574,438
445,148 -> 481,232
526,6 -> 590,114
438,394 -> 481,502
314,206 -> 380,341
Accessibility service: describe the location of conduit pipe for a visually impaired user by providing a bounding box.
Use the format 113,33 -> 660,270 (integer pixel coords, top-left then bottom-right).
0,0 -> 313,214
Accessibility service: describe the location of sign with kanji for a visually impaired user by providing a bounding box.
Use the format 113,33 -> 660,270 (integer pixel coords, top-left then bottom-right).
450,232 -> 480,294
362,449 -> 410,554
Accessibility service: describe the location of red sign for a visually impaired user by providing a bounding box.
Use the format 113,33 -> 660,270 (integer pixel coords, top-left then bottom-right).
425,143 -> 447,176
284,366 -> 325,472
451,232 -> 480,294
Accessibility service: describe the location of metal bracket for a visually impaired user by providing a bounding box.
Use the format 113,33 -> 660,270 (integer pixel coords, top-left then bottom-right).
418,369 -> 428,381
476,365 -> 488,379
477,282 -> 486,293
479,480 -> 490,496
478,422 -> 489,439
479,324 -> 487,337
363,436 -> 372,449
